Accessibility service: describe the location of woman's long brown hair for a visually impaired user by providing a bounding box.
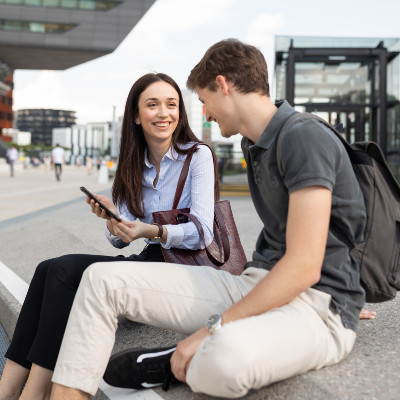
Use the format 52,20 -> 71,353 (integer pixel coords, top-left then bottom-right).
112,73 -> 220,218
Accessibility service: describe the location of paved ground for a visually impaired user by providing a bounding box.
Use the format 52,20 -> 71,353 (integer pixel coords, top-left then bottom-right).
0,165 -> 399,399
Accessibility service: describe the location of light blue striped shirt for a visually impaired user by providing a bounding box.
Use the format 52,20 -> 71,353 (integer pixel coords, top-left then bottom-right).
105,142 -> 215,250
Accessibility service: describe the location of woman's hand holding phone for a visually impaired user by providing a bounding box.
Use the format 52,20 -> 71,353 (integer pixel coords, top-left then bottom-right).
87,194 -> 117,219
80,187 -> 161,244
80,186 -> 121,222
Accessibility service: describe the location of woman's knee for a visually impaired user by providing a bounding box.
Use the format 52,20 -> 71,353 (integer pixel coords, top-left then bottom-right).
45,254 -> 90,288
31,258 -> 53,285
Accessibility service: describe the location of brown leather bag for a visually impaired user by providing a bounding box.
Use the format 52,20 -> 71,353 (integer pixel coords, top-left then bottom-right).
152,143 -> 246,275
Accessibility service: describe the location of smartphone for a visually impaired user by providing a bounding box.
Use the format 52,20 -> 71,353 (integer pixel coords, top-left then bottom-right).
80,186 -> 121,222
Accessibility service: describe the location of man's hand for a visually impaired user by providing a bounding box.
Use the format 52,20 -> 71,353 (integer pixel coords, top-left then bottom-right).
170,327 -> 210,383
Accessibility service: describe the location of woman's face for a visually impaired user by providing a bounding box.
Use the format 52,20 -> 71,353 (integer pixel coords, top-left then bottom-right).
136,81 -> 180,146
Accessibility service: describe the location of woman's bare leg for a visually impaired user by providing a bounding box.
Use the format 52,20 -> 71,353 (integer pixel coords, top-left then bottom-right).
0,360 -> 29,400
19,364 -> 52,400
50,383 -> 89,400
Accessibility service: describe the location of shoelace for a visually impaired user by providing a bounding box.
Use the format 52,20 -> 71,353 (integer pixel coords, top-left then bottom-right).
137,353 -> 177,391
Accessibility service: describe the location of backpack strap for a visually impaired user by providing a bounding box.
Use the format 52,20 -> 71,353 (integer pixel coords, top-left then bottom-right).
275,112 -> 357,249
276,112 -> 348,178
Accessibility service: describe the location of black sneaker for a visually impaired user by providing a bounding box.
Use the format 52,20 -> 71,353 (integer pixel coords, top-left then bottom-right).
103,346 -> 178,391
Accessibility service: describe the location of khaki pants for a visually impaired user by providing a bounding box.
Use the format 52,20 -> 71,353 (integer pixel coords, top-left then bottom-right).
52,262 -> 356,398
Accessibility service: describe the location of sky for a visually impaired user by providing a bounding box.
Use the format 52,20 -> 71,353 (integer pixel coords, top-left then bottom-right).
12,0 -> 400,125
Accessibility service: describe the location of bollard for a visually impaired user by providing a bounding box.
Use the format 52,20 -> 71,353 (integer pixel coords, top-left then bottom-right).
98,160 -> 109,184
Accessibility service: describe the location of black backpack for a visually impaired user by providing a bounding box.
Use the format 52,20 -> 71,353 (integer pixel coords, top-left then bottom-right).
277,112 -> 400,303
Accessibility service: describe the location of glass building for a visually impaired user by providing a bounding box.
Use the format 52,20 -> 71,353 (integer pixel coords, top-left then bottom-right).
15,108 -> 76,145
274,36 -> 400,176
0,0 -> 156,70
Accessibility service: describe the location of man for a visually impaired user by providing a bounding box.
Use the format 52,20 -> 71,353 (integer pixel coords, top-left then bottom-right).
50,39 -> 366,399
6,145 -> 18,177
51,143 -> 65,181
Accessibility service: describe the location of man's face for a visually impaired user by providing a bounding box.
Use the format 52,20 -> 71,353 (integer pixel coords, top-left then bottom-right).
196,85 -> 239,139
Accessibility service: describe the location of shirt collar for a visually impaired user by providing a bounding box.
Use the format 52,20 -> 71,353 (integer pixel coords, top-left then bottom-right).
144,145 -> 181,169
244,100 -> 297,151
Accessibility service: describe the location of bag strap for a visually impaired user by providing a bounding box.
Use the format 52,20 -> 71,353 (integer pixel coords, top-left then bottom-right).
172,142 -> 216,209
172,142 -> 230,265
172,143 -> 201,209
176,207 -> 231,265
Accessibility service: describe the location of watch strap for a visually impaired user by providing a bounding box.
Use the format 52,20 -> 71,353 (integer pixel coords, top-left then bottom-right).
152,223 -> 163,239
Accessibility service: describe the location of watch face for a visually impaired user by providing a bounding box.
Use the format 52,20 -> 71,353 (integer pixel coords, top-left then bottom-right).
207,313 -> 222,332
208,314 -> 220,326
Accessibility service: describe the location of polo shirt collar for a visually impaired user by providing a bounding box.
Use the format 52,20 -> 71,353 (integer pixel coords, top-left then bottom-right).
246,100 -> 297,150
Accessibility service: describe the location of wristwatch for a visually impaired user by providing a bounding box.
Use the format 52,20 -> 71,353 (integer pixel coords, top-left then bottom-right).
151,223 -> 163,243
206,313 -> 222,334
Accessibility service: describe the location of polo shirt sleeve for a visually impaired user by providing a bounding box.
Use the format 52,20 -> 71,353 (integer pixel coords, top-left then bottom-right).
279,119 -> 344,193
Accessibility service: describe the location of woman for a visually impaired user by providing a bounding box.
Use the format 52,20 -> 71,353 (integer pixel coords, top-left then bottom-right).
0,73 -> 219,400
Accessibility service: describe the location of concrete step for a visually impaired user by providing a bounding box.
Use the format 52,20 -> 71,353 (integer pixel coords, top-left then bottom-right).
220,184 -> 250,197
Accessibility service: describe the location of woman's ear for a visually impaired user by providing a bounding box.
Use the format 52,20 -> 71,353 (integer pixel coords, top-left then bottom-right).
134,117 -> 140,125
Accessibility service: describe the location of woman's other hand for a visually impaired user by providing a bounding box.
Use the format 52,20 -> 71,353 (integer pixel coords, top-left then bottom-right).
109,219 -> 156,243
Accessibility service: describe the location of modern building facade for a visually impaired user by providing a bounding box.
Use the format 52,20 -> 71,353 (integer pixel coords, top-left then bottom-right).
15,108 -> 76,145
0,0 -> 156,142
53,121 -> 109,164
2,128 -> 31,145
0,0 -> 156,70
274,36 -> 400,175
0,66 -> 13,136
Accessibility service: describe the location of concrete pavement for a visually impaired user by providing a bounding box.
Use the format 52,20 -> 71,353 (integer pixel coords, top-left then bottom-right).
0,165 -> 399,399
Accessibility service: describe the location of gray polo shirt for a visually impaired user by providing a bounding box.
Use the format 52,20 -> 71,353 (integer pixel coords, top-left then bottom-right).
242,100 -> 366,331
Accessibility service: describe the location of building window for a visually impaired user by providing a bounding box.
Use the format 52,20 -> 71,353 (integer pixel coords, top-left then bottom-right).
0,19 -> 76,34
0,0 -> 121,11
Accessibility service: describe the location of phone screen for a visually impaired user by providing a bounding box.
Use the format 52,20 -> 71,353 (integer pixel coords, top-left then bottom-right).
80,186 -> 121,222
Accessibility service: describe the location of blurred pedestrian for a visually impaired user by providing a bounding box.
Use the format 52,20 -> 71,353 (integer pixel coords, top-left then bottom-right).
86,156 -> 93,175
44,155 -> 51,173
51,144 -> 65,181
6,145 -> 18,177
218,157 -> 227,183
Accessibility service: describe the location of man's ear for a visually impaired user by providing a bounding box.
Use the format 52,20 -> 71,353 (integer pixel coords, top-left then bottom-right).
216,75 -> 230,95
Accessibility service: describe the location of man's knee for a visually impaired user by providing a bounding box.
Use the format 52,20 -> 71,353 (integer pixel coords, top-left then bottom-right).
187,329 -> 258,398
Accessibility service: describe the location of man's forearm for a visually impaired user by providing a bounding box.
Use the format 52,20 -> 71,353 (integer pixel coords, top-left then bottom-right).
221,254 -> 321,326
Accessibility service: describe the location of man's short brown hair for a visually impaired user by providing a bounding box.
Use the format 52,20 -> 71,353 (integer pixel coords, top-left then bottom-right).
187,38 -> 270,96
